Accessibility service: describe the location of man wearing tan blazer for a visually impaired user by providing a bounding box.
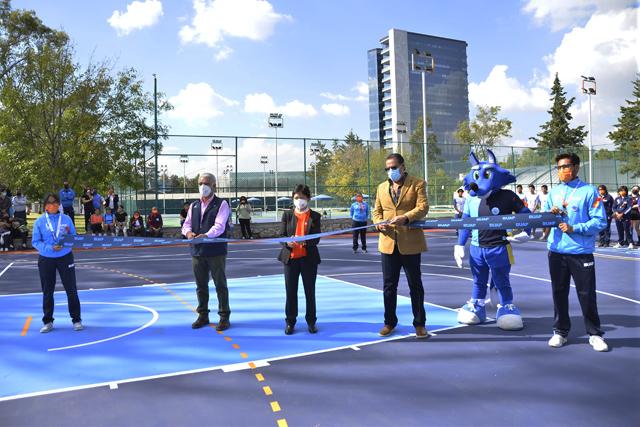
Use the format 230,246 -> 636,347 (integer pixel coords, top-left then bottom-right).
373,153 -> 430,338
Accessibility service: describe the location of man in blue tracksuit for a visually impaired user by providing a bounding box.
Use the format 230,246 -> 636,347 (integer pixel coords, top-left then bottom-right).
350,192 -> 369,253
545,153 -> 608,352
59,180 -> 76,224
32,193 -> 83,333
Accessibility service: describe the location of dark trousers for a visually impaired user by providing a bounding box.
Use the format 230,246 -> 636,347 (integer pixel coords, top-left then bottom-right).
283,257 -> 318,326
615,218 -> 631,245
38,252 -> 81,324
192,255 -> 230,320
83,208 -> 93,232
381,246 -> 426,327
547,251 -> 603,337
599,217 -> 612,244
63,206 -> 75,225
352,220 -> 367,250
239,218 -> 252,238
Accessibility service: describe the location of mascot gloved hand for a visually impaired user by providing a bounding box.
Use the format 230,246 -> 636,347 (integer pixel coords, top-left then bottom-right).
455,149 -> 531,331
507,231 -> 532,244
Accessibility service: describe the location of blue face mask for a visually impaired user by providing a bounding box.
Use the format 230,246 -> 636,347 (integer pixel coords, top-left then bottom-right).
387,167 -> 402,182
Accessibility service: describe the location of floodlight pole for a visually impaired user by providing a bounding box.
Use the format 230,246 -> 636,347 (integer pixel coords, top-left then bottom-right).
581,75 -> 596,184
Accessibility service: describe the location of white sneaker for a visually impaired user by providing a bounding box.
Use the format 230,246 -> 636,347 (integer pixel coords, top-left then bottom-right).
548,333 -> 567,348
73,322 -> 84,331
613,243 -> 622,248
40,322 -> 53,333
628,243 -> 634,249
589,335 -> 609,352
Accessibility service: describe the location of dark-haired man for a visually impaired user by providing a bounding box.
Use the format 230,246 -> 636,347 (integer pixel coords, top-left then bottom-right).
545,153 -> 608,352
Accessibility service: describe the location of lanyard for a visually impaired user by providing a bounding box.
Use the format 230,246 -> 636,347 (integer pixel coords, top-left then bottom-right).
45,212 -> 63,242
562,180 -> 581,208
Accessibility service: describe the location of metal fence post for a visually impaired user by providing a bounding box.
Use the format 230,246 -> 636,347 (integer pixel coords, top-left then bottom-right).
234,137 -> 238,203
303,138 -> 307,186
367,141 -> 371,219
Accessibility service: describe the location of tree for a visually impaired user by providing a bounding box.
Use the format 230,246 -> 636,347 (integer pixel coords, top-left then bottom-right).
409,115 -> 441,164
324,131 -> 369,201
0,0 -> 67,83
0,35 -> 171,198
307,140 -> 332,195
454,105 -> 512,159
608,75 -> 640,178
530,73 -> 587,149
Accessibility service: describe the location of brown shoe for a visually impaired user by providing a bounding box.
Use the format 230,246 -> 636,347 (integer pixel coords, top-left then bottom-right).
216,319 -> 230,331
378,325 -> 395,337
415,326 -> 430,339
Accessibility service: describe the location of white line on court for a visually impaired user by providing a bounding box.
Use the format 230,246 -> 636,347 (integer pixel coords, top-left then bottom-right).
0,262 -> 14,278
48,302 -> 160,352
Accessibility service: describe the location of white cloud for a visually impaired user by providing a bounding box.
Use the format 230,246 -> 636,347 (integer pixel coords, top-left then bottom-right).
320,81 -> 369,103
214,46 -> 233,61
469,65 -> 549,111
321,103 -> 350,116
179,0 -> 291,59
522,0 -> 635,31
244,93 -> 317,118
108,0 -> 163,36
354,81 -> 368,97
168,82 -> 238,127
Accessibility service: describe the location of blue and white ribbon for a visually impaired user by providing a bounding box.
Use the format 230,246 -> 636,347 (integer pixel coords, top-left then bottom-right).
60,213 -> 561,249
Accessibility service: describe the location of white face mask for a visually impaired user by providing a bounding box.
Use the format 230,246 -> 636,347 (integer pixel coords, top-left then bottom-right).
294,198 -> 308,211
199,184 -> 212,198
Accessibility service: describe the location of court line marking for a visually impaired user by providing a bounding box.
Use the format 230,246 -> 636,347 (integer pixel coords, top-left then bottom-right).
21,316 -> 32,336
47,302 -> 160,352
0,262 -> 14,277
0,276 -> 466,402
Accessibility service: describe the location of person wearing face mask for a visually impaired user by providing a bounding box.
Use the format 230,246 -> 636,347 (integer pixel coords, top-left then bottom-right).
0,185 -> 11,215
350,192 -> 369,253
544,153 -> 608,352
146,206 -> 163,237
596,185 -> 615,247
612,186 -> 633,249
277,184 -> 322,335
11,189 -> 28,222
59,180 -> 76,224
31,193 -> 83,333
104,187 -> 119,212
236,196 -> 253,239
182,173 -> 232,331
373,153 -> 430,339
80,187 -> 94,233
629,185 -> 639,247
129,210 -> 145,236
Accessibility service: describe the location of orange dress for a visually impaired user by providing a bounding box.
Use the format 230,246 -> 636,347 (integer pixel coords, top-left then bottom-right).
290,210 -> 310,259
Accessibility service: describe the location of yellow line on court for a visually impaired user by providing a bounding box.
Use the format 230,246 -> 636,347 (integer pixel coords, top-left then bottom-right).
277,419 -> 288,427
255,373 -> 265,382
21,316 -> 32,336
270,401 -> 281,412
232,343 -> 240,349
263,386 -> 273,396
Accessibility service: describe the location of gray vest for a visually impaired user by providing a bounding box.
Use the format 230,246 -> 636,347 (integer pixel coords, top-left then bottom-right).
190,196 -> 229,257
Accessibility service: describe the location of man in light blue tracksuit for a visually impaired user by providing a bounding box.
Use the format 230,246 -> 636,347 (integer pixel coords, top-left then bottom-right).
32,193 -> 83,333
545,153 -> 608,352
350,192 -> 369,253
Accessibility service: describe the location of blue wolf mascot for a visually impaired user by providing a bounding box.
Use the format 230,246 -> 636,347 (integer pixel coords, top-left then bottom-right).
453,150 -> 532,330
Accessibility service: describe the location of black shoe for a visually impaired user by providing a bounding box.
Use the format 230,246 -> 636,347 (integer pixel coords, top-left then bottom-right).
285,324 -> 294,335
216,319 -> 230,331
353,249 -> 357,254
308,324 -> 318,334
191,315 -> 210,329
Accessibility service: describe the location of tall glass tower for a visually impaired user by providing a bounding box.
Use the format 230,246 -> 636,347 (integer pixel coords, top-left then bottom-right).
368,29 -> 469,162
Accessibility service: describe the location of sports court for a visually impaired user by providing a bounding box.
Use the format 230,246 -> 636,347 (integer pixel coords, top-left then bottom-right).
1,230 -> 638,426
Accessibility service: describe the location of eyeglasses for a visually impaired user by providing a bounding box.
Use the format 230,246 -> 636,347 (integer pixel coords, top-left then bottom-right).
556,164 -> 574,170
384,166 -> 399,172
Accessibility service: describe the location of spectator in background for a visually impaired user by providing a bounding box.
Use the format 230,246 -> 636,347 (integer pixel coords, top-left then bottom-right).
90,208 -> 104,236
515,184 -> 526,204
0,209 -> 11,251
92,188 -> 103,213
115,206 -> 128,236
597,185 -> 615,247
525,184 -> 541,237
11,188 -> 29,223
80,187 -> 94,232
350,192 -> 369,253
613,185 -> 632,249
0,185 -> 11,215
129,211 -> 145,236
147,206 -> 163,237
630,185 -> 639,247
179,202 -> 190,226
453,188 -> 466,237
236,196 -> 253,239
103,208 -> 115,236
104,187 -> 119,212
59,180 -> 76,224
539,184 -> 551,240
11,216 -> 29,250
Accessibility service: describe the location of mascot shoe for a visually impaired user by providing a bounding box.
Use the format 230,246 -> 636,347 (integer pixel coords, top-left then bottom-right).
496,304 -> 524,330
457,300 -> 487,325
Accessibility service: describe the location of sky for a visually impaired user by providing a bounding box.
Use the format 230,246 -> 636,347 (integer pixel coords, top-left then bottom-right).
13,0 -> 640,177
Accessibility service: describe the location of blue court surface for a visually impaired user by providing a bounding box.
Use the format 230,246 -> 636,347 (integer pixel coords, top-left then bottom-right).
0,275 -> 459,400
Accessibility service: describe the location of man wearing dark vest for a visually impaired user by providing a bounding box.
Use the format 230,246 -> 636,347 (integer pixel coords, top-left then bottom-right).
181,173 -> 231,330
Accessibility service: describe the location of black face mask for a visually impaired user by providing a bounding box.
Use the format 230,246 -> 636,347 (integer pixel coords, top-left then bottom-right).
64,184 -> 69,189
17,192 -> 22,196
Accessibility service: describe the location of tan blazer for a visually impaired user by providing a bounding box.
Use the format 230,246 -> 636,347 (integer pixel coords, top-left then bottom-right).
373,174 -> 429,255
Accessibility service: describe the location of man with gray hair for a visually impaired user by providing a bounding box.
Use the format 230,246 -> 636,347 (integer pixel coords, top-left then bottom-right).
181,173 -> 232,330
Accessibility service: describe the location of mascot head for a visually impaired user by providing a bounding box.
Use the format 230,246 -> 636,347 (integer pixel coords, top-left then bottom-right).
463,150 -> 516,198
